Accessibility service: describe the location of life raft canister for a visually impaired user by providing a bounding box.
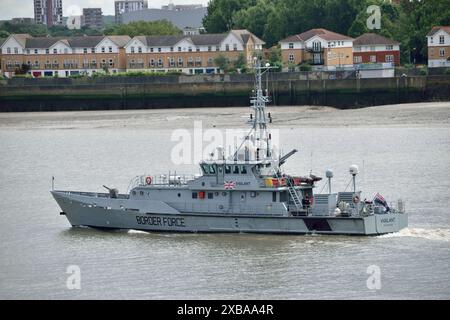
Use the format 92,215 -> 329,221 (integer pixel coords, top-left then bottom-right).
145,176 -> 152,185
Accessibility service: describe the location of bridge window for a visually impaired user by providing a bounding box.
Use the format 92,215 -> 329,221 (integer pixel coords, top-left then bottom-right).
192,192 -> 198,199
240,166 -> 247,174
225,165 -> 232,174
208,193 -> 214,199
209,165 -> 217,174
233,166 -> 240,174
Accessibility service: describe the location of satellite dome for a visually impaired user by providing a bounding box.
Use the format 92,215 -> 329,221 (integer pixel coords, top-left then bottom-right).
326,169 -> 334,178
349,165 -> 359,175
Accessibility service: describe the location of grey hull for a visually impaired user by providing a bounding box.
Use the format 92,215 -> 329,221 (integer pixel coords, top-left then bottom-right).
52,191 -> 408,236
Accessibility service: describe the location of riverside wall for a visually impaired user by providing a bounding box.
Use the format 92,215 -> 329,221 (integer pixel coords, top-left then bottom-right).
0,73 -> 449,112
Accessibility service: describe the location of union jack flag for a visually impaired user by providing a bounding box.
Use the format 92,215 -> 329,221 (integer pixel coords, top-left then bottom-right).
224,181 -> 236,190
374,193 -> 390,212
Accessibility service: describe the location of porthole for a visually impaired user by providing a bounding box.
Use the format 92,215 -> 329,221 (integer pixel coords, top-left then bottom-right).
215,192 -> 219,197
178,193 -> 181,197
222,192 -> 227,197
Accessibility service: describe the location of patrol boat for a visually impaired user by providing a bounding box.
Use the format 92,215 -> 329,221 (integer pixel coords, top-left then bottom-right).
51,60 -> 408,235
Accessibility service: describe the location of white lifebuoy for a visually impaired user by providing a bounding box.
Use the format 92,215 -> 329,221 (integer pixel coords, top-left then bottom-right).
145,176 -> 152,185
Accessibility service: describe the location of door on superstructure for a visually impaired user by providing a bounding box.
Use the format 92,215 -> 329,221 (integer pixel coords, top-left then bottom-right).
217,164 -> 224,186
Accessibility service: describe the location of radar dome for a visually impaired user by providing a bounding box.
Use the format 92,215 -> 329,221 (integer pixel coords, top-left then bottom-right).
326,169 -> 334,178
349,165 -> 359,175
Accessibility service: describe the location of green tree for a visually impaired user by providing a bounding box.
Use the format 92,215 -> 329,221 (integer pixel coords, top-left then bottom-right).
214,54 -> 230,73
203,0 -> 257,33
104,20 -> 181,37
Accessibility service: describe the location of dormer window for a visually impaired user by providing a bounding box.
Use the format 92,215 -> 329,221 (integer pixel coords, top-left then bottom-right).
131,46 -> 135,53
439,35 -> 445,44
53,48 -> 57,54
108,46 -> 113,53
35,49 -> 39,54
289,43 -> 294,49
138,47 -> 142,53
101,47 -> 105,53
14,47 -> 18,54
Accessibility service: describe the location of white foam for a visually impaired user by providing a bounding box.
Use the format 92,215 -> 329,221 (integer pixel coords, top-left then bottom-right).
127,229 -> 150,235
378,228 -> 450,242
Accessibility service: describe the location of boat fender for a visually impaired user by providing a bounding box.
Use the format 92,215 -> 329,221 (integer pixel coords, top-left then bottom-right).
145,176 -> 152,185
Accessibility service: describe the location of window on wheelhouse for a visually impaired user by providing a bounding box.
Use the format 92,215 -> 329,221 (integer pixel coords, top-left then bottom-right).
209,164 -> 217,175
225,165 -> 232,174
240,166 -> 247,174
233,166 -> 240,174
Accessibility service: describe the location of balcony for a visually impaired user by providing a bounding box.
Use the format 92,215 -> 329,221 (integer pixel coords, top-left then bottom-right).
306,46 -> 324,53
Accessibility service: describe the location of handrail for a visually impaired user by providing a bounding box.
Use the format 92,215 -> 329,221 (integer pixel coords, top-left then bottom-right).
127,173 -> 198,193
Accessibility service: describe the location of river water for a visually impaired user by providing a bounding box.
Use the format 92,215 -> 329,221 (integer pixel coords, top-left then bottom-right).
0,103 -> 449,299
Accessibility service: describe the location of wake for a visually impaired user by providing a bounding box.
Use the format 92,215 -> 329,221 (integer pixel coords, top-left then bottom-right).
378,228 -> 450,242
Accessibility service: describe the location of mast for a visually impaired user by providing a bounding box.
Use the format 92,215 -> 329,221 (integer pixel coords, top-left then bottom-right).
234,57 -> 274,161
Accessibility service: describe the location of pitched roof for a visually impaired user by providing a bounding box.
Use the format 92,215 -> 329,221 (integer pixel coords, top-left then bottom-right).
106,35 -> 131,47
11,33 -> 32,47
281,28 -> 353,43
353,33 -> 399,46
232,29 -> 265,45
427,26 -> 450,37
25,37 -> 63,49
190,33 -> 227,46
67,36 -> 104,48
0,38 -> 6,47
141,35 -> 187,47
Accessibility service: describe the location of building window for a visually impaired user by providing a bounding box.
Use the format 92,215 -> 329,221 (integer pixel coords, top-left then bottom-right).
109,59 -> 114,67
36,49 -> 40,54
207,57 -> 213,66
195,57 -> 202,67
83,48 -> 87,54
14,47 -> 18,54
289,43 -> 294,49
138,47 -> 142,53
385,55 -> 394,62
170,47 -> 174,52
169,58 -> 175,67
439,35 -> 444,44
150,48 -> 154,53
158,59 -> 163,67
196,47 -> 200,52
370,55 -> 376,63
45,49 -> 49,54
225,44 -> 230,51
188,47 -> 192,52
131,47 -> 135,53
178,58 -> 183,67
7,61 -> 13,68
386,45 -> 393,50
188,57 -> 194,67
354,56 -> 362,63
34,60 -> 39,68
440,48 -> 445,57
178,47 -> 182,52
233,44 -> 238,51
64,48 -> 68,54
53,48 -> 57,54
208,46 -> 212,52
91,48 -> 95,53
149,59 -> 155,67
108,47 -> 113,53
101,47 -> 105,53
6,47 -> 11,54
288,54 -> 294,63
158,48 -> 161,52
430,37 -> 433,44
216,46 -> 220,52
